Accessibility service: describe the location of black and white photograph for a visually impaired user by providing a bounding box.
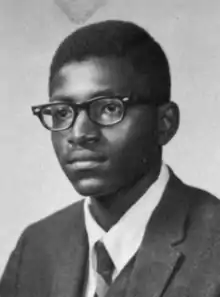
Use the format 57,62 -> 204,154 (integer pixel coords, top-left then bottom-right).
0,0 -> 220,296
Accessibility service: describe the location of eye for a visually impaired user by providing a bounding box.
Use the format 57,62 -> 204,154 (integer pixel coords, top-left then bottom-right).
102,102 -> 122,114
52,105 -> 72,119
89,98 -> 124,125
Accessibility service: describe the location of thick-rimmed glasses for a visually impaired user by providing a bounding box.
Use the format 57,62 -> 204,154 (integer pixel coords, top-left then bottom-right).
31,96 -> 149,131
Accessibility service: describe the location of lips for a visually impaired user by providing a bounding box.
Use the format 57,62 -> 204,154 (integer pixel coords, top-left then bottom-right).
66,151 -> 107,170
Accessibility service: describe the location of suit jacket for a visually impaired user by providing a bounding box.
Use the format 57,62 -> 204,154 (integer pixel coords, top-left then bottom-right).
1,171 -> 220,297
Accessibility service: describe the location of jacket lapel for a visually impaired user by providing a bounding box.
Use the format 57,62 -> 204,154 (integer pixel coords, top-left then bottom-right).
51,201 -> 88,297
125,172 -> 190,297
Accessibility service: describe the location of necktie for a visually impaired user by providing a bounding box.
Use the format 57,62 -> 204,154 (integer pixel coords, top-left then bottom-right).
94,240 -> 114,297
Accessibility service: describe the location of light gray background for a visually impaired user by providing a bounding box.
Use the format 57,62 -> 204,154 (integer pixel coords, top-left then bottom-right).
0,0 -> 220,275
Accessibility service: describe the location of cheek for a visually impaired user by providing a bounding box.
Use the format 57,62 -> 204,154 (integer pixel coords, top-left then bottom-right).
112,132 -> 151,166
100,132 -> 154,190
106,114 -> 156,157
51,133 -> 67,162
103,112 -> 158,173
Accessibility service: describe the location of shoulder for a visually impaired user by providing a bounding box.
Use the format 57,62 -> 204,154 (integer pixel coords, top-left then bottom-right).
181,180 -> 219,218
21,199 -> 85,245
186,184 -> 220,229
169,169 -> 220,226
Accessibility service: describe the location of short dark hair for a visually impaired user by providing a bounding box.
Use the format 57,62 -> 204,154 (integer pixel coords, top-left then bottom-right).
49,20 -> 171,104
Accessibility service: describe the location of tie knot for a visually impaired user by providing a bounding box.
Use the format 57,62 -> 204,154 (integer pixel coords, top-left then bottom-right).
94,240 -> 114,285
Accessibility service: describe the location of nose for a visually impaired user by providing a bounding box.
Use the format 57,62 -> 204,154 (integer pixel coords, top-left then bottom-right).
67,110 -> 101,146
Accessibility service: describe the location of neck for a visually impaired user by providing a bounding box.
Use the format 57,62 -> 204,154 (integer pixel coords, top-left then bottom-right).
89,161 -> 161,231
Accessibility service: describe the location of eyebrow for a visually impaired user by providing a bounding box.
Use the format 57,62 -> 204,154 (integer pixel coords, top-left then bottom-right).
50,89 -> 124,102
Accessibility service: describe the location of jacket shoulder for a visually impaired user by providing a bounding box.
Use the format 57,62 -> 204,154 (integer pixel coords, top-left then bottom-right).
183,183 -> 220,216
172,173 -> 220,226
22,199 -> 85,245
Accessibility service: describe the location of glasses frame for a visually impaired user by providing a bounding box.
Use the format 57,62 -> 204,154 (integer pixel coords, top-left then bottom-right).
31,95 -> 154,131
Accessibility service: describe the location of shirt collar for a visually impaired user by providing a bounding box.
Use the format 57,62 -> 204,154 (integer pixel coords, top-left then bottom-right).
84,163 -> 170,275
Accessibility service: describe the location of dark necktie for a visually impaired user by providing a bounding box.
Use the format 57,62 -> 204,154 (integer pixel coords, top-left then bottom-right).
94,240 -> 114,297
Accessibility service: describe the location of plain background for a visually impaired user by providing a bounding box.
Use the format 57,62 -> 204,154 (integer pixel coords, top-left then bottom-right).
0,0 -> 220,275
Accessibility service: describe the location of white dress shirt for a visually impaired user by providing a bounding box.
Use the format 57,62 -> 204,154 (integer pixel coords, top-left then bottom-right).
84,163 -> 170,297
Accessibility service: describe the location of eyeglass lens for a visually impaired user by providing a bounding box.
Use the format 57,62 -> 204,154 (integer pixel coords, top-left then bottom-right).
41,98 -> 125,130
42,103 -> 74,130
90,98 -> 124,125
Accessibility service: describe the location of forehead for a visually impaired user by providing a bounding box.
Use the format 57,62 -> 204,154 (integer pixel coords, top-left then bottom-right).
50,58 -> 136,102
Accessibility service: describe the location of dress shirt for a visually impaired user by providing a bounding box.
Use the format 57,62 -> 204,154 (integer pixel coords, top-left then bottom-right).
84,163 -> 170,297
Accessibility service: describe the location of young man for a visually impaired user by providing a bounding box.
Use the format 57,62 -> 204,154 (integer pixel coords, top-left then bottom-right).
1,20 -> 220,297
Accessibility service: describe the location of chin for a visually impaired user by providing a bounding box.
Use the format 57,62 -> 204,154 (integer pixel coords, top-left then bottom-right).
71,177 -> 109,197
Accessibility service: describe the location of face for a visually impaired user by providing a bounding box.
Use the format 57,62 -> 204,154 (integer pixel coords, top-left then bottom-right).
50,57 -> 161,197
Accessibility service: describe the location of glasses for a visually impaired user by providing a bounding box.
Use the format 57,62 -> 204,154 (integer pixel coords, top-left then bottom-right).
31,96 -> 151,131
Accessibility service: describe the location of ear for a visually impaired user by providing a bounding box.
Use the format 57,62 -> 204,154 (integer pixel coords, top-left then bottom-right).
157,102 -> 180,146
